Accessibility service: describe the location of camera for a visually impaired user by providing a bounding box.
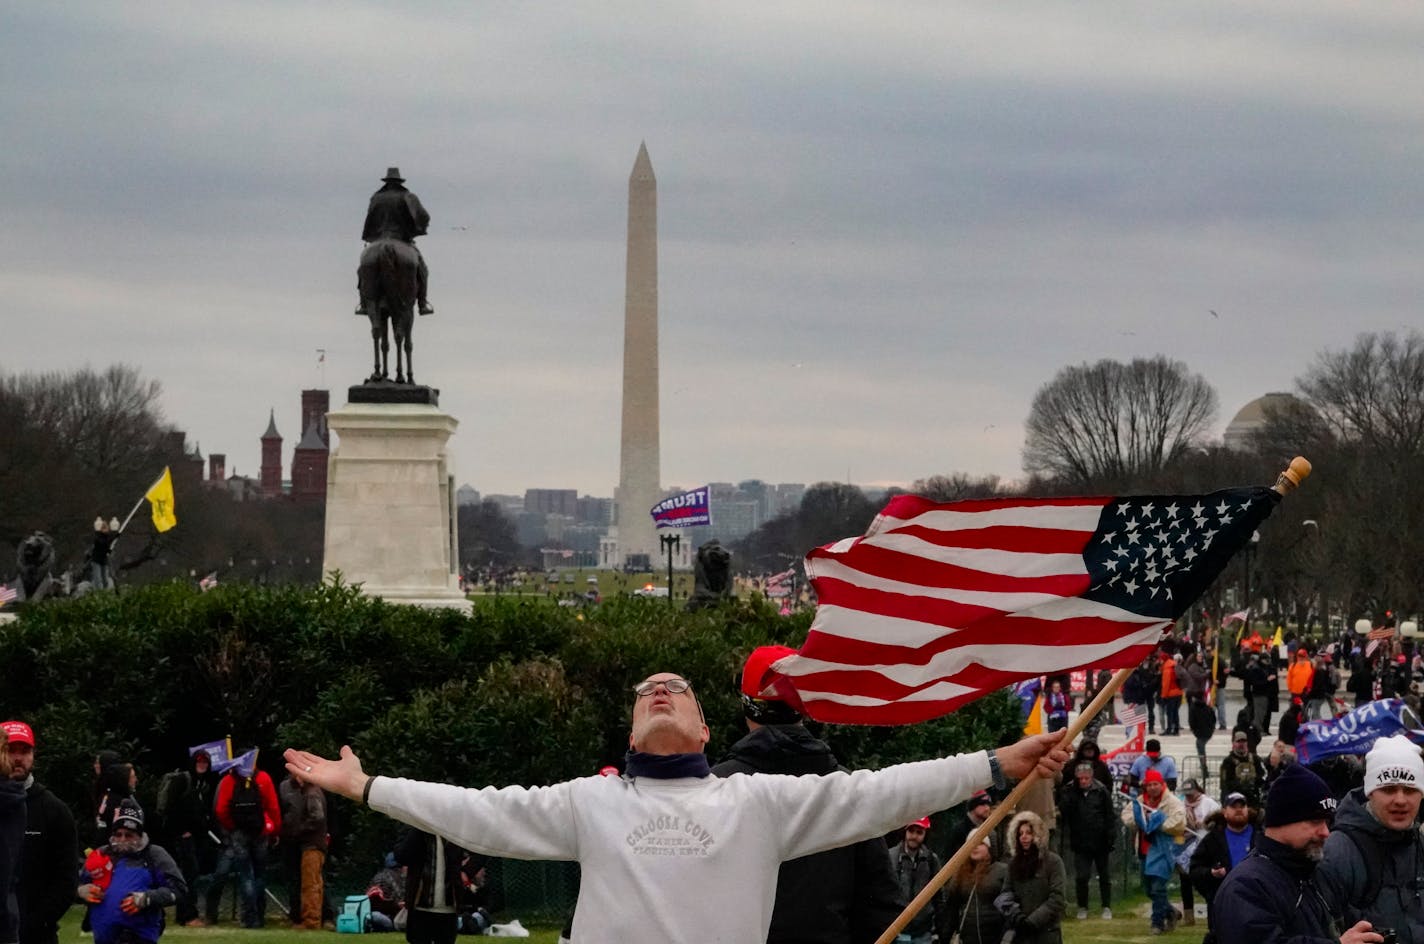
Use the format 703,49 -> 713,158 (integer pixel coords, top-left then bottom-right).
1376,927 -> 1396,944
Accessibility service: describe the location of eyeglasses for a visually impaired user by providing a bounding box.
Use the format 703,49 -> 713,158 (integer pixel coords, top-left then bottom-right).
633,678 -> 693,697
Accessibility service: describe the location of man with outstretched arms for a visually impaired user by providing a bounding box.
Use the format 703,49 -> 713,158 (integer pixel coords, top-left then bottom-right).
287,671 -> 1067,943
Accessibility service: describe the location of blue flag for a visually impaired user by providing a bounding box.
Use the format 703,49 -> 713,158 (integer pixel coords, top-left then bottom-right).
1012,678 -> 1041,719
188,738 -> 232,765
1296,699 -> 1424,764
213,747 -> 259,778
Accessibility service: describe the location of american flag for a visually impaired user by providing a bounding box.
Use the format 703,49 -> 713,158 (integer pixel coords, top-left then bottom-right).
765,567 -> 795,588
199,572 -> 218,592
0,585 -> 16,606
1117,701 -> 1149,728
757,487 -> 1280,724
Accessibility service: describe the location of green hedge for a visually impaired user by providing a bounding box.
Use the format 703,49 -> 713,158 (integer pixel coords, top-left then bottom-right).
0,581 -> 1021,887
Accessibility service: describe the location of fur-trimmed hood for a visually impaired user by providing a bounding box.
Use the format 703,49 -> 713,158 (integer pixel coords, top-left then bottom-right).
1007,809 -> 1049,853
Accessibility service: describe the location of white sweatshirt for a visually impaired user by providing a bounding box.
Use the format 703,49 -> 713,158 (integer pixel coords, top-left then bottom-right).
369,750 -> 992,943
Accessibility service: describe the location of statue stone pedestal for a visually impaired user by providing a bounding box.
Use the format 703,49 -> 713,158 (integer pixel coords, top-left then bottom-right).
323,401 -> 470,613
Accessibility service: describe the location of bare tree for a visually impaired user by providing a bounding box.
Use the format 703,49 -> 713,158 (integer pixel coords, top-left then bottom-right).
1022,356 -> 1218,488
1298,331 -> 1424,460
0,366 -> 171,562
909,472 -> 1009,503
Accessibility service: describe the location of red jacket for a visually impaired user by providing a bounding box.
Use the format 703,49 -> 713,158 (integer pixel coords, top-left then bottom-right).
1161,659 -> 1184,699
214,769 -> 281,836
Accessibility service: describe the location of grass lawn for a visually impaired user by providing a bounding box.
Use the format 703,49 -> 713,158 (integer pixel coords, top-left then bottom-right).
59,911 -> 565,944
62,894 -> 1202,944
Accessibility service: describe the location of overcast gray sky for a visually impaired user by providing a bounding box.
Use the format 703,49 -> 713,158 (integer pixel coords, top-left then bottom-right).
5,2 -> 1422,496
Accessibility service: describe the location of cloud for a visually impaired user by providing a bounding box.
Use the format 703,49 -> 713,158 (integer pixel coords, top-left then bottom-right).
4,2 -> 1424,494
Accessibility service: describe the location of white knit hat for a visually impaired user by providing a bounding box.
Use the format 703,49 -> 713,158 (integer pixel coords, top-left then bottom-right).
1364,735 -> 1424,795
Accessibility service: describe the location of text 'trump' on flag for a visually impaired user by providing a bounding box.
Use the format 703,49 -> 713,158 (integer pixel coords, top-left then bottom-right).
650,486 -> 711,529
755,487 -> 1281,725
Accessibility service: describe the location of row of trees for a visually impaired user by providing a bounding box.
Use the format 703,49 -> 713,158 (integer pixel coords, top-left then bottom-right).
0,366 -> 324,586
0,582 -> 1021,888
8,331 -> 1421,622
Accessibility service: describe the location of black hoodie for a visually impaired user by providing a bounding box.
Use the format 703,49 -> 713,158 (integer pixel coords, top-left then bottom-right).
18,779 -> 77,944
1,778 -> 24,944
712,724 -> 905,944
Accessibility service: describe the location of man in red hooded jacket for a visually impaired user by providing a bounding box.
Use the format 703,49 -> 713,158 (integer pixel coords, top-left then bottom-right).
206,762 -> 280,927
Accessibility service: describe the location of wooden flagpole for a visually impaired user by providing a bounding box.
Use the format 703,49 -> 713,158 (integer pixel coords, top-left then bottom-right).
872,666 -> 1132,944
872,456 -> 1312,944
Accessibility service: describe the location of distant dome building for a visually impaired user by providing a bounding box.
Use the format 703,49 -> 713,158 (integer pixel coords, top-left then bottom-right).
1223,392 -> 1308,451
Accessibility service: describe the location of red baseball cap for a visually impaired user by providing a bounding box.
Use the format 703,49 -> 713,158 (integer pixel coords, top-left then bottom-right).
908,817 -> 931,830
740,645 -> 799,700
1143,768 -> 1166,785
1,721 -> 34,747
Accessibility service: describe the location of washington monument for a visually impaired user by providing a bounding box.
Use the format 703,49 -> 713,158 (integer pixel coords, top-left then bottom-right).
611,143 -> 661,568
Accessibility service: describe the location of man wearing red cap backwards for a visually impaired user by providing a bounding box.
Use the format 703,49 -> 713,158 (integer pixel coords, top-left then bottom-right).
3,720 -> 79,944
286,663 -> 1069,944
1121,768 -> 1185,934
710,646 -> 902,944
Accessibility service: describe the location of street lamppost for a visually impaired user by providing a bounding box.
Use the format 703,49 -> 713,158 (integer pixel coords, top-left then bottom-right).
659,533 -> 680,608
1302,520 -> 1324,636
1243,529 -> 1261,630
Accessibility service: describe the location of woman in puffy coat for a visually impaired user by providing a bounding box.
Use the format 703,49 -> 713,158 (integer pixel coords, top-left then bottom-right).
1002,811 -> 1066,944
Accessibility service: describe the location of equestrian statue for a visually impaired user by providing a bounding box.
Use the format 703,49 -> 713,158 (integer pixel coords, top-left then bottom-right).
355,167 -> 434,384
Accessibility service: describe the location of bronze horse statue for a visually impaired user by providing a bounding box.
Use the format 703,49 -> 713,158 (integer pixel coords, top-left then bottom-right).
357,238 -> 420,383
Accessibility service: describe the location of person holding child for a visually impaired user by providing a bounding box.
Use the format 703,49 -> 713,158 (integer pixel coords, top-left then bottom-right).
77,800 -> 186,944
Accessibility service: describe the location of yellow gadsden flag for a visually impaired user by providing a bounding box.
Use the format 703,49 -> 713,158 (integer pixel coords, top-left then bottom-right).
145,467 -> 177,532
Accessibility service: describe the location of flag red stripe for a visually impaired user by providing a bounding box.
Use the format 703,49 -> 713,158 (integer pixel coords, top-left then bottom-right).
793,645 -> 1154,725
799,614 -> 1159,666
881,494 -> 1109,517
789,648 -> 1148,703
881,524 -> 1092,554
654,506 -> 707,520
810,544 -> 1088,596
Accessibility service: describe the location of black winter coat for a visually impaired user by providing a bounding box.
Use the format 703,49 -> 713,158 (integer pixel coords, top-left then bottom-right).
1212,835 -> 1339,944
0,779 -> 24,944
944,862 -> 1007,944
18,780 -> 78,944
712,725 -> 905,944
394,829 -> 465,914
1057,781 -> 1115,854
1187,811 -> 1258,903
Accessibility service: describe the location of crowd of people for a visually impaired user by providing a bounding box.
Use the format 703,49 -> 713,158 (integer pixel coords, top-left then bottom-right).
0,721 -> 344,944
8,624 -> 1424,944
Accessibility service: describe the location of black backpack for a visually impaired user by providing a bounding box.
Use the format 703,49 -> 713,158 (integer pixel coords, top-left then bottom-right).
229,777 -> 265,834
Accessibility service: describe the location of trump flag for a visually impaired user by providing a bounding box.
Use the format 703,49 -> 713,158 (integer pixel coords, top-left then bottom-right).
752,487 -> 1281,724
650,487 -> 711,529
